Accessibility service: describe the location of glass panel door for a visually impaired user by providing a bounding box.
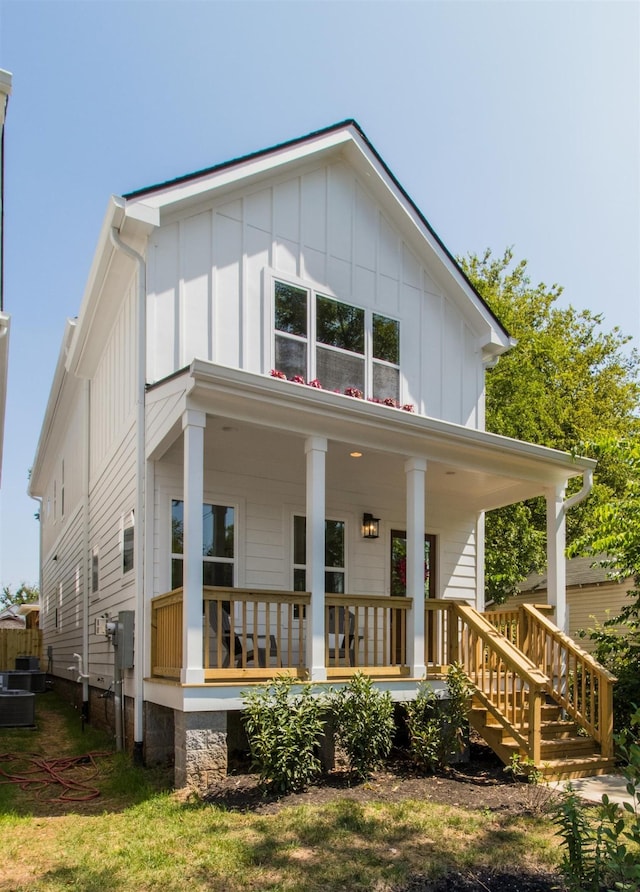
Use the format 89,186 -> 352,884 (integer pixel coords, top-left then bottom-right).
390,531 -> 436,664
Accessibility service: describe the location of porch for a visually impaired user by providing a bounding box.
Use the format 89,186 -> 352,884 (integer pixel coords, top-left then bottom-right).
150,587 -> 616,780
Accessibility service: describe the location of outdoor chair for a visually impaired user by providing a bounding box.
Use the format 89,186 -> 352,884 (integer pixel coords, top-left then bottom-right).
209,601 -> 279,669
326,605 -> 361,667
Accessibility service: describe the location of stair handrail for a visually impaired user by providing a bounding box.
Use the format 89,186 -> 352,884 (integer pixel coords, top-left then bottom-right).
452,602 -> 549,763
519,604 -> 616,757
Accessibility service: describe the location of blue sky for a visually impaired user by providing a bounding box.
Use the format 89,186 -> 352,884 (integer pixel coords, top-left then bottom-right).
0,0 -> 638,590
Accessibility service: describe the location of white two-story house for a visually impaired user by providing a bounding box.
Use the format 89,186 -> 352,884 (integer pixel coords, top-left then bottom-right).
29,121 -> 614,790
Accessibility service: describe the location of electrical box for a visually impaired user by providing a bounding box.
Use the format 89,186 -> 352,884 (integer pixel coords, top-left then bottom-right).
95,617 -> 107,636
116,610 -> 135,670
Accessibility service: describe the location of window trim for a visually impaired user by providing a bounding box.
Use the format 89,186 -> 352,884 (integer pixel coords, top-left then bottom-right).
170,498 -> 237,590
271,273 -> 401,402
121,510 -> 135,576
291,513 -> 347,594
91,546 -> 100,598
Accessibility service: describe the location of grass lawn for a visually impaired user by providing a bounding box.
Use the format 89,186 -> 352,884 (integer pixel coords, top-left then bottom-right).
0,692 -> 563,891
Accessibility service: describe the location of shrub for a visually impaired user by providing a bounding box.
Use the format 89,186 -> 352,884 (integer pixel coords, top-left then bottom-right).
330,673 -> 394,780
242,676 -> 326,794
555,706 -> 640,892
405,663 -> 472,772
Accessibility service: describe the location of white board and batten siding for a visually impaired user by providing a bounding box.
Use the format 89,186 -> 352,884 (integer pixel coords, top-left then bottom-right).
146,161 -> 485,428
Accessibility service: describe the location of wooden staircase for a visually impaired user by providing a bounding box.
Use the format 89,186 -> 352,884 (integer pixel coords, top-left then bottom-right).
447,602 -> 617,781
470,695 -> 617,780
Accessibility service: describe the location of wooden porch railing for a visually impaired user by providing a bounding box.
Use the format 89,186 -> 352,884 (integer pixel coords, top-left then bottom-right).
151,588 -> 411,681
325,594 -> 410,675
519,604 -> 616,757
448,601 -> 549,764
483,605 -> 554,650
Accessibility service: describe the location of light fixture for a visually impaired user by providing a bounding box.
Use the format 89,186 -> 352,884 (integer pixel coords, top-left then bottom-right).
350,451 -> 362,458
362,513 -> 380,539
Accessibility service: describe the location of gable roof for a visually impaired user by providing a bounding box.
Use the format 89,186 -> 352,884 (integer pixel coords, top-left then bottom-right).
123,120 -> 512,352
521,555 -> 622,592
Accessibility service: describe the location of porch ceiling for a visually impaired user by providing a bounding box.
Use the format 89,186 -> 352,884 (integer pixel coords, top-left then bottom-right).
148,361 -> 595,513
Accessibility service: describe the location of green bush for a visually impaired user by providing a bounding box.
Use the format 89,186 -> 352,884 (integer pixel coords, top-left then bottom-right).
555,706 -> 640,892
330,673 -> 394,780
242,676 -> 326,794
405,663 -> 472,772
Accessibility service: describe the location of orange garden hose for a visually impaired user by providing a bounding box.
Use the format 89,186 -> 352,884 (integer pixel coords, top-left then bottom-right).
0,751 -> 112,802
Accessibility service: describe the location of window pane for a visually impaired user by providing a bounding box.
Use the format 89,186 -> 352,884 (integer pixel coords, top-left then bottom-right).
123,525 -> 134,573
275,281 -> 307,336
275,335 -> 306,379
293,568 -> 307,592
325,571 -> 345,594
316,296 -> 364,354
294,516 -> 306,565
325,520 -> 344,568
203,505 -> 234,558
317,347 -> 365,394
373,363 -> 400,402
373,314 -> 399,364
92,553 -> 99,594
171,500 -> 184,554
171,558 -> 183,590
203,561 -> 233,587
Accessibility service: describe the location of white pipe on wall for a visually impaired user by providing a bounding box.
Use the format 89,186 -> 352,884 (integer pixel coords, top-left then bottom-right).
109,227 -> 146,764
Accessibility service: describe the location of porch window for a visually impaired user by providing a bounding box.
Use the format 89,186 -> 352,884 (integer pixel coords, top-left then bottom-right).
171,500 -> 235,590
274,279 -> 400,402
293,515 -> 345,593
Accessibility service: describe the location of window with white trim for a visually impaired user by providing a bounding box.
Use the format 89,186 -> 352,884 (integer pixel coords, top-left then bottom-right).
274,280 -> 400,402
171,500 -> 235,590
122,510 -> 135,574
293,515 -> 345,594
91,547 -> 99,596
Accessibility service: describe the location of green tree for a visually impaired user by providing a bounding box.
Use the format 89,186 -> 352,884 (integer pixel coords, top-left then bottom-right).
569,438 -> 640,729
460,249 -> 640,602
1,582 -> 39,610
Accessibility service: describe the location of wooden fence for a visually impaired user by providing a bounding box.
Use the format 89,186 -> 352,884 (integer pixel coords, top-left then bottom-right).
0,628 -> 43,670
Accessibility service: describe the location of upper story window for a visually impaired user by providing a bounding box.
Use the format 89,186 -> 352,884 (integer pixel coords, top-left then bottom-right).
274,280 -> 400,403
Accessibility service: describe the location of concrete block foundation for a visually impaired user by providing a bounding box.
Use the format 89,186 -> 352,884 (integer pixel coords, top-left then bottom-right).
174,710 -> 228,792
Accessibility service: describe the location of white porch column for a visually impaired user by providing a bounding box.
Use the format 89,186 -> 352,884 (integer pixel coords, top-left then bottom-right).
546,483 -> 567,632
405,457 -> 427,678
305,436 -> 327,681
181,409 -> 206,684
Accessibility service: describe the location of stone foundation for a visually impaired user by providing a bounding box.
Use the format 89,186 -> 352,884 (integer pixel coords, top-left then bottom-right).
174,710 -> 227,792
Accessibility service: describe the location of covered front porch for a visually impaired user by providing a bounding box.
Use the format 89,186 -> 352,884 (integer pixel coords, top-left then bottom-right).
143,362 -> 610,780
149,586 -> 616,780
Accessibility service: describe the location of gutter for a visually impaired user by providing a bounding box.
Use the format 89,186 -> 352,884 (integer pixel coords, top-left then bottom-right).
562,468 -> 594,513
109,226 -> 146,766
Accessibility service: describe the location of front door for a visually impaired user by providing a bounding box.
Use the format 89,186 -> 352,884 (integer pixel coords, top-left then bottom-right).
390,531 -> 436,664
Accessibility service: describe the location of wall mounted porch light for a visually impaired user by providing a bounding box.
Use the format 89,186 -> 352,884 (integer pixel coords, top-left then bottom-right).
362,513 -> 380,539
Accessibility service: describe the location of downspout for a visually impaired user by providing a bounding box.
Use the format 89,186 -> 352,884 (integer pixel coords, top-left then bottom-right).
109,226 -> 145,765
562,468 -> 594,514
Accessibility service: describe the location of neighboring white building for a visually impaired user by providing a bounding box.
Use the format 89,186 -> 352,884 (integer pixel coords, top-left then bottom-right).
29,121 -> 608,788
